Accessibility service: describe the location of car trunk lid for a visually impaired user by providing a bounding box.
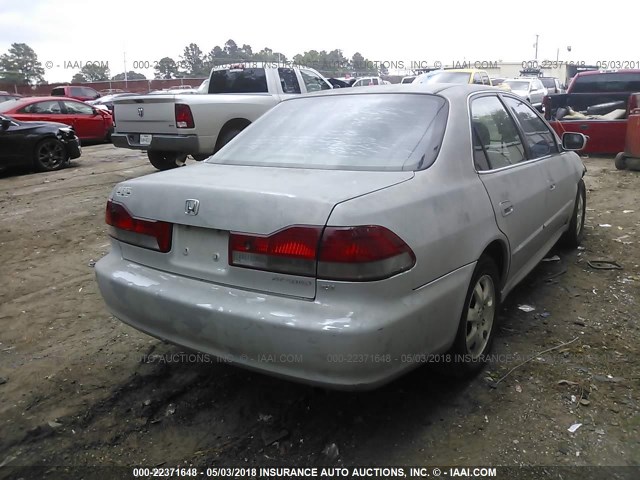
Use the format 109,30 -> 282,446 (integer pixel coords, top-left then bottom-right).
110,163 -> 413,298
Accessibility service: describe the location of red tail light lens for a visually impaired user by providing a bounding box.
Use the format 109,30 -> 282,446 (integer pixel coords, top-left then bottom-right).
106,200 -> 173,253
175,103 -> 195,128
228,225 -> 415,281
318,226 -> 416,280
229,226 -> 322,276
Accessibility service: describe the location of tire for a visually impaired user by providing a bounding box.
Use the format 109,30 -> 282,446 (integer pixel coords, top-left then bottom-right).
192,154 -> 210,162
34,138 -> 68,172
448,255 -> 500,375
147,151 -> 187,171
560,179 -> 586,248
214,128 -> 242,153
614,152 -> 627,170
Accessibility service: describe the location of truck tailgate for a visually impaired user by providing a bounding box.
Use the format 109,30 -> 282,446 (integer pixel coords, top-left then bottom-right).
113,95 -> 178,134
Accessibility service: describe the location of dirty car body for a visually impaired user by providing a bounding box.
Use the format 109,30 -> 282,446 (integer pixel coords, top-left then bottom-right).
95,84 -> 587,389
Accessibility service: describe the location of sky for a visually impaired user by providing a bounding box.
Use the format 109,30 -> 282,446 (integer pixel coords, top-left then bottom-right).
0,0 -> 634,83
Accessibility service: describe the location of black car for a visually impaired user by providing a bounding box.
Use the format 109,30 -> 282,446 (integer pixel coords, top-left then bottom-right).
0,114 -> 82,172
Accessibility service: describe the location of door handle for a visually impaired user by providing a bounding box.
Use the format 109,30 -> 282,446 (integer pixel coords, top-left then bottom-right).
499,201 -> 514,217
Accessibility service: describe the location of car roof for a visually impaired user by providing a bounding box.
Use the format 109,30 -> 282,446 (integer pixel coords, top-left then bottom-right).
288,83 -> 498,102
441,69 -> 484,74
7,96 -> 84,106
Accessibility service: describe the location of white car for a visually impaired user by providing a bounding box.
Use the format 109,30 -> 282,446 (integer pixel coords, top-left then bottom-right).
96,84 -> 587,389
502,78 -> 547,109
351,76 -> 385,87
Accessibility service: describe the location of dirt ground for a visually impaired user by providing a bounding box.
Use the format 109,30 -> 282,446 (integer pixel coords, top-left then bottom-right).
0,146 -> 638,476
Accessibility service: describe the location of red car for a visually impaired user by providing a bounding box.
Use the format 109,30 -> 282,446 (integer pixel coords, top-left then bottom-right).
0,96 -> 113,142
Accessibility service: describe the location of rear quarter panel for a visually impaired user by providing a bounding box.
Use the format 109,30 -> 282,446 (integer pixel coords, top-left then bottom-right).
326,94 -> 504,291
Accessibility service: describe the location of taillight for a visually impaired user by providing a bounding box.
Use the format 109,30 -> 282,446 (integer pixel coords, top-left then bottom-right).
229,226 -> 322,276
175,104 -> 194,128
228,225 -> 415,281
106,200 -> 173,253
318,226 -> 416,281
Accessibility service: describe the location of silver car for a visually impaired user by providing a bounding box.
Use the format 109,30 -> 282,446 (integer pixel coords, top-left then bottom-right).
502,78 -> 548,108
95,84 -> 587,389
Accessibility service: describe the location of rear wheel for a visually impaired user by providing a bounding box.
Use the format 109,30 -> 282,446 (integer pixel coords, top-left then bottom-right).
448,255 -> 500,375
614,152 -> 627,170
560,179 -> 586,248
34,138 -> 68,172
147,151 -> 187,170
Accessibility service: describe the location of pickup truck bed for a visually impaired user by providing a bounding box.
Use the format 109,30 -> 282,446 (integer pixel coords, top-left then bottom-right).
543,70 -> 640,155
545,92 -> 631,154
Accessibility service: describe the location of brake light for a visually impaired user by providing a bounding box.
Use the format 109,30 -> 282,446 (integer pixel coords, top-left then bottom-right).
318,226 -> 416,280
228,225 -> 415,281
106,200 -> 173,253
175,104 -> 194,128
229,226 -> 322,276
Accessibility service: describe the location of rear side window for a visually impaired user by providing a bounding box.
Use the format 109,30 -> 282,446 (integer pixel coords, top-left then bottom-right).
208,68 -> 268,94
278,68 -> 301,94
51,87 -> 65,96
210,93 -> 449,171
503,97 -> 558,158
471,95 -> 526,170
20,100 -> 63,114
572,73 -> 640,93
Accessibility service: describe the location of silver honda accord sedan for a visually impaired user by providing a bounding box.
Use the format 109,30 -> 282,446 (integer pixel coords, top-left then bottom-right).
95,84 -> 587,389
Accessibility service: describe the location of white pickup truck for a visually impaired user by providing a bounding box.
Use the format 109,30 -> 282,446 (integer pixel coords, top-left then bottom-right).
111,63 -> 333,170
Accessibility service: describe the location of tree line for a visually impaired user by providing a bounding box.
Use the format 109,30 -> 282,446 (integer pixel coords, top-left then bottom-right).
0,41 -> 382,85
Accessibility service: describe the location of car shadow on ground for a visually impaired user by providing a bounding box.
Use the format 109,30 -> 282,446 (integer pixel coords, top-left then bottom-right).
54,246 -> 578,465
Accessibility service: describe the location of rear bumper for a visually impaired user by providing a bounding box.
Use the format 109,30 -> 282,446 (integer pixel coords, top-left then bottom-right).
95,247 -> 474,389
111,132 -> 199,153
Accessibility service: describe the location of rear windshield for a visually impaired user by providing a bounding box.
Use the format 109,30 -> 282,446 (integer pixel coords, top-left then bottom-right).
401,77 -> 415,84
424,72 -> 471,84
208,68 -> 268,94
51,87 -> 65,96
540,78 -> 555,87
208,93 -> 448,171
572,72 -> 640,93
504,80 -> 529,90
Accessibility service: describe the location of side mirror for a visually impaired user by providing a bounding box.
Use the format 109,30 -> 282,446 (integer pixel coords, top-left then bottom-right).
562,132 -> 587,151
1,119 -> 11,130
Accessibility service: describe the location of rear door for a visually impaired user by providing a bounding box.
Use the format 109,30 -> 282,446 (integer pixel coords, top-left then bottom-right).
61,100 -> 104,139
502,96 -> 576,241
471,94 -> 549,282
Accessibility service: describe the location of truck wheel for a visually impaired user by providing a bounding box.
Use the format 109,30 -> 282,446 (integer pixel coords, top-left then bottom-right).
147,151 -> 187,170
214,128 -> 243,153
614,153 -> 627,170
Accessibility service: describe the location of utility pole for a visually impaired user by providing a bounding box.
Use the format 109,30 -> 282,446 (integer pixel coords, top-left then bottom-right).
535,35 -> 539,60
123,52 -> 128,88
